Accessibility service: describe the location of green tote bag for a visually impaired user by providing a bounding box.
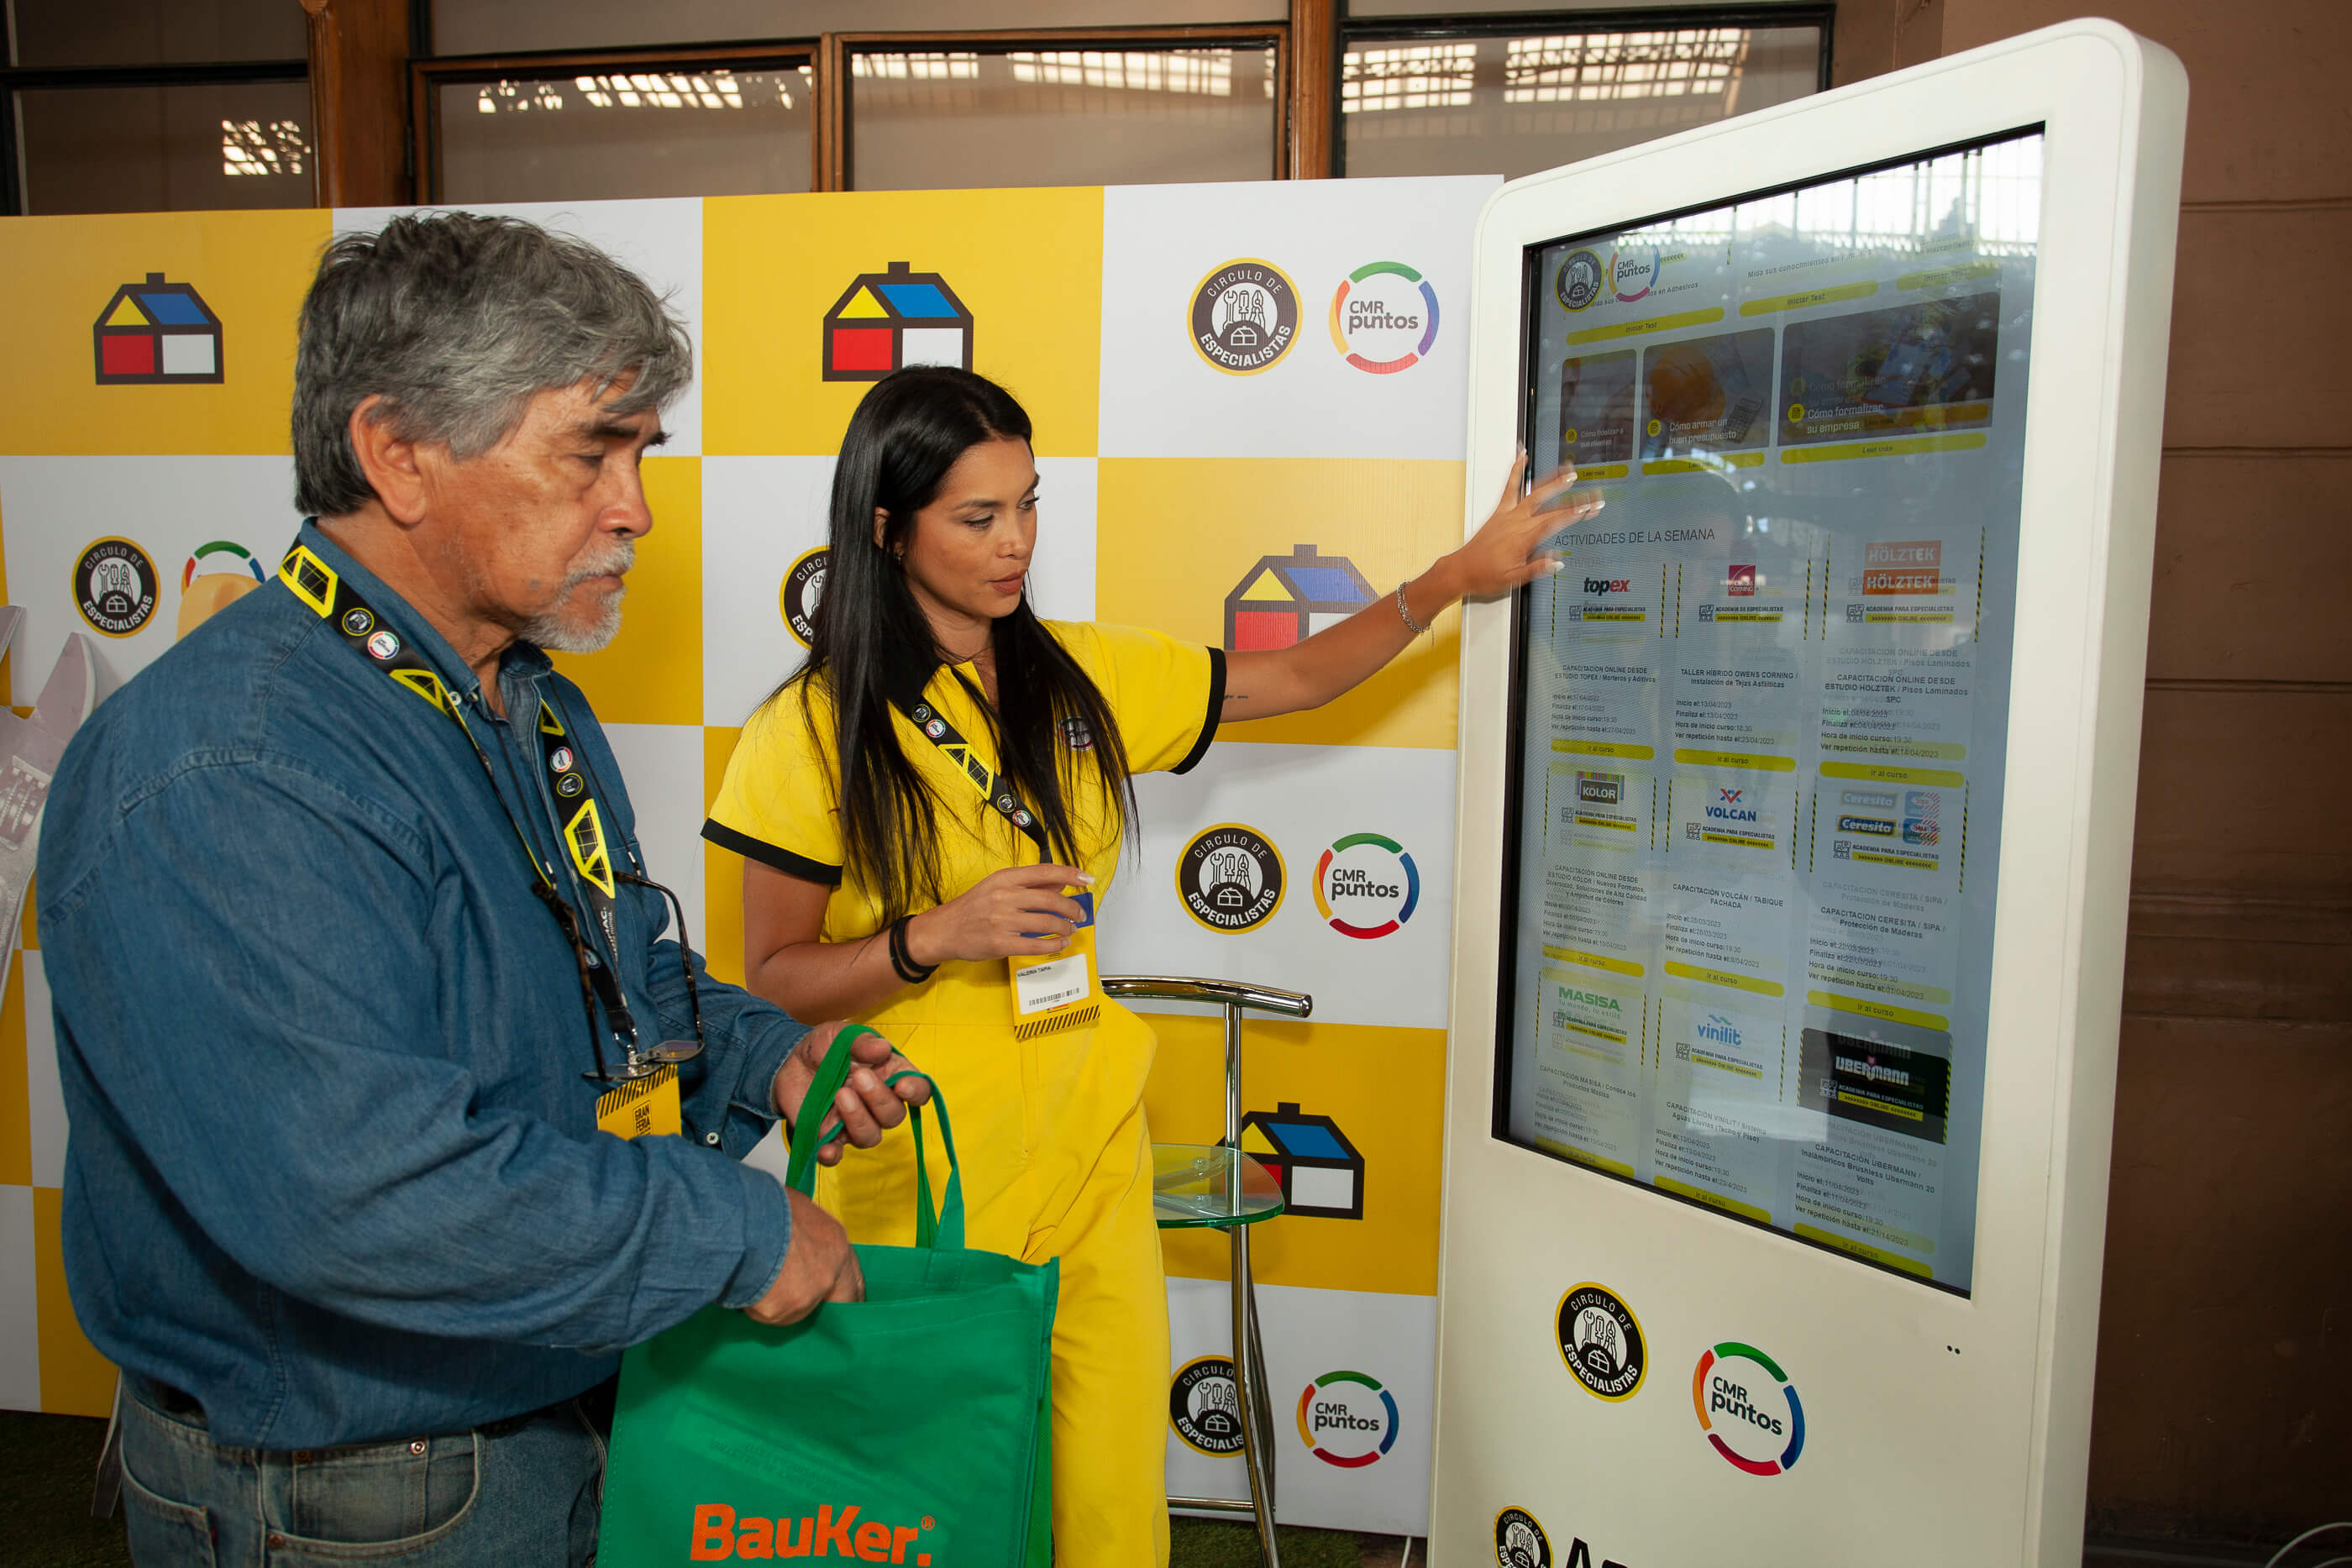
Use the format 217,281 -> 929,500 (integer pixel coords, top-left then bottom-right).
596,1026 -> 1058,1566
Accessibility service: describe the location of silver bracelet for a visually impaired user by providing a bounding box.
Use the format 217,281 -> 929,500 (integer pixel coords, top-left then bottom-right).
1396,579 -> 1431,636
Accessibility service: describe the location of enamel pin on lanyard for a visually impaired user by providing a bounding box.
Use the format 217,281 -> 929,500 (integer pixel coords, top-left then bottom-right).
896,692 -> 1105,1037
282,543 -> 705,1138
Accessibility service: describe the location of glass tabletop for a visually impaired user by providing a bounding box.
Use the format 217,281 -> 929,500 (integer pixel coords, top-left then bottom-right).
1152,1143 -> 1286,1230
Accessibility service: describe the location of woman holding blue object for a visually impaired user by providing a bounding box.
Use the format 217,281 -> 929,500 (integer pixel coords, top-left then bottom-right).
703,366 -> 1596,1565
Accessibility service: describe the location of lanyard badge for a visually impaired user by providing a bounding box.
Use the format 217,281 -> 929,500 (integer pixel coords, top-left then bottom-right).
892,689 -> 1105,1036
1010,889 -> 1102,1039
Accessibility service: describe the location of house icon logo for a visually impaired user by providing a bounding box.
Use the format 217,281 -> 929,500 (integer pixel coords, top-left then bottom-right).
94,273 -> 224,385
822,262 -> 974,381
1224,544 -> 1375,651
1239,1101 -> 1365,1220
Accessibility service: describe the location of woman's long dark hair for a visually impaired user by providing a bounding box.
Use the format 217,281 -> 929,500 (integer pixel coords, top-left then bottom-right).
783,366 -> 1134,920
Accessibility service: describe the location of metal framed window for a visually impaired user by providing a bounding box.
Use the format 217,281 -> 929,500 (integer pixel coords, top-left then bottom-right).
412,44 -> 820,204
826,25 -> 1289,191
1,0 -> 311,215
1336,5 -> 1833,181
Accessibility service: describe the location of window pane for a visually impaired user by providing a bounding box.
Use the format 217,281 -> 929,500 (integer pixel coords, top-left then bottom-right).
432,0 -> 1282,57
850,47 -> 1276,191
437,67 -> 813,203
1347,0 -> 1644,13
1343,26 -> 1821,181
10,0 -> 306,67
18,81 -> 312,213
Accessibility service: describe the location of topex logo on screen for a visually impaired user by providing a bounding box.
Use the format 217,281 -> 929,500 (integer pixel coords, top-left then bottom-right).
1328,261 -> 1440,374
1296,1370 -> 1399,1467
1692,1341 -> 1805,1476
1314,831 -> 1420,939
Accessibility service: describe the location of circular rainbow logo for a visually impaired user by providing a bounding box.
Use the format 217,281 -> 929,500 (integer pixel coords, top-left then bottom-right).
1691,1341 -> 1804,1476
1295,1370 -> 1399,1467
1328,261 -> 1441,375
1313,831 -> 1419,939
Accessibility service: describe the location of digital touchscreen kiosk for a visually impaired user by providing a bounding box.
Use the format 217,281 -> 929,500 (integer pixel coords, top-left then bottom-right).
1496,130 -> 2044,1295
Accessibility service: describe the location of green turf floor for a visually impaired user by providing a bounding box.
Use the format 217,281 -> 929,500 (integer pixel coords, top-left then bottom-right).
0,1408 -> 1368,1567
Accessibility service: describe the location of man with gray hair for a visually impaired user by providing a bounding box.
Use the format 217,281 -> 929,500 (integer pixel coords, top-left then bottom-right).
39,212 -> 921,1565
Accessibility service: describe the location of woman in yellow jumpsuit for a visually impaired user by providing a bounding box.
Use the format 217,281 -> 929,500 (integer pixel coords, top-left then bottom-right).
704,367 -> 1594,1566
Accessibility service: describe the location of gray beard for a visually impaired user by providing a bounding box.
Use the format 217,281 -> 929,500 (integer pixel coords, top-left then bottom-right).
522,585 -> 624,653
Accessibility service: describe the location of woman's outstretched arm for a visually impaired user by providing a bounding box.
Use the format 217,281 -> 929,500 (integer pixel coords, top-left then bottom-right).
1220,454 -> 1602,724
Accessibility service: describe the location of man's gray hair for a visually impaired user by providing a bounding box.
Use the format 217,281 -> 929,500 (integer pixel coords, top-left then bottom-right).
292,212 -> 693,517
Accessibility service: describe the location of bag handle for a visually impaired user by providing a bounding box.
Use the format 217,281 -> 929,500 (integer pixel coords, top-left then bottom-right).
780,1024 -> 965,1250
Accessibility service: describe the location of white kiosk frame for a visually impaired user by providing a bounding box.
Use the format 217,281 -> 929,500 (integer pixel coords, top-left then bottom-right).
1434,21 -> 2184,1567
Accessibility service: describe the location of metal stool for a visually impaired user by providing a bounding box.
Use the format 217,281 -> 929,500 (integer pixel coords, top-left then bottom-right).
1103,975 -> 1311,1568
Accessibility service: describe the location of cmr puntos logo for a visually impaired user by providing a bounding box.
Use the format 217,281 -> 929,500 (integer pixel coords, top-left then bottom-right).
688,1500 -> 936,1561
1692,1342 -> 1805,1476
1329,260 -> 1440,374
1295,1370 -> 1399,1467
1313,831 -> 1419,939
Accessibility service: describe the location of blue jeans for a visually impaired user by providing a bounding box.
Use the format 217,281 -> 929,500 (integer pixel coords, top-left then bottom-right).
118,1378 -> 607,1567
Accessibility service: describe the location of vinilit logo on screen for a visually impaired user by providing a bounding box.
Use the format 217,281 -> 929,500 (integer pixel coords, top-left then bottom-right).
1861,539 -> 1941,595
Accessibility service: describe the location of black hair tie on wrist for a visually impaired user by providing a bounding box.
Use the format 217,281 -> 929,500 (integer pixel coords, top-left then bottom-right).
888,915 -> 937,985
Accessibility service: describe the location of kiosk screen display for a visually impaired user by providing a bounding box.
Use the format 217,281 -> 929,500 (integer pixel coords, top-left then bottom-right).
1497,130 -> 2044,1295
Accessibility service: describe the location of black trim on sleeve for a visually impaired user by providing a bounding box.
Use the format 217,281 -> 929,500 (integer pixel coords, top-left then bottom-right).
700,820 -> 843,886
1170,646 -> 1226,776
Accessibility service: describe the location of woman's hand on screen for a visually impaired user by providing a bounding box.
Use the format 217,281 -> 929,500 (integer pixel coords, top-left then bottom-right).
1449,450 -> 1605,599
906,864 -> 1092,965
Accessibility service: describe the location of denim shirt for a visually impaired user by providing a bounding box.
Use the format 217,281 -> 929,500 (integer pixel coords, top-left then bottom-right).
37,522 -> 802,1450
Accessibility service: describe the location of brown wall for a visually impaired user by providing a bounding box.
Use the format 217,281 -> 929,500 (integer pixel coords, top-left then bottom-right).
1843,0 -> 2352,1548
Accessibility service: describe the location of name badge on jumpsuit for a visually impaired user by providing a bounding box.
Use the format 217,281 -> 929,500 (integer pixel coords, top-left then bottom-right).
1011,890 -> 1102,1039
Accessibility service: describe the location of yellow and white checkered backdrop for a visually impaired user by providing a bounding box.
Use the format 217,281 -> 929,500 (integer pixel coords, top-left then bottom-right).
0,175 -> 1496,1534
